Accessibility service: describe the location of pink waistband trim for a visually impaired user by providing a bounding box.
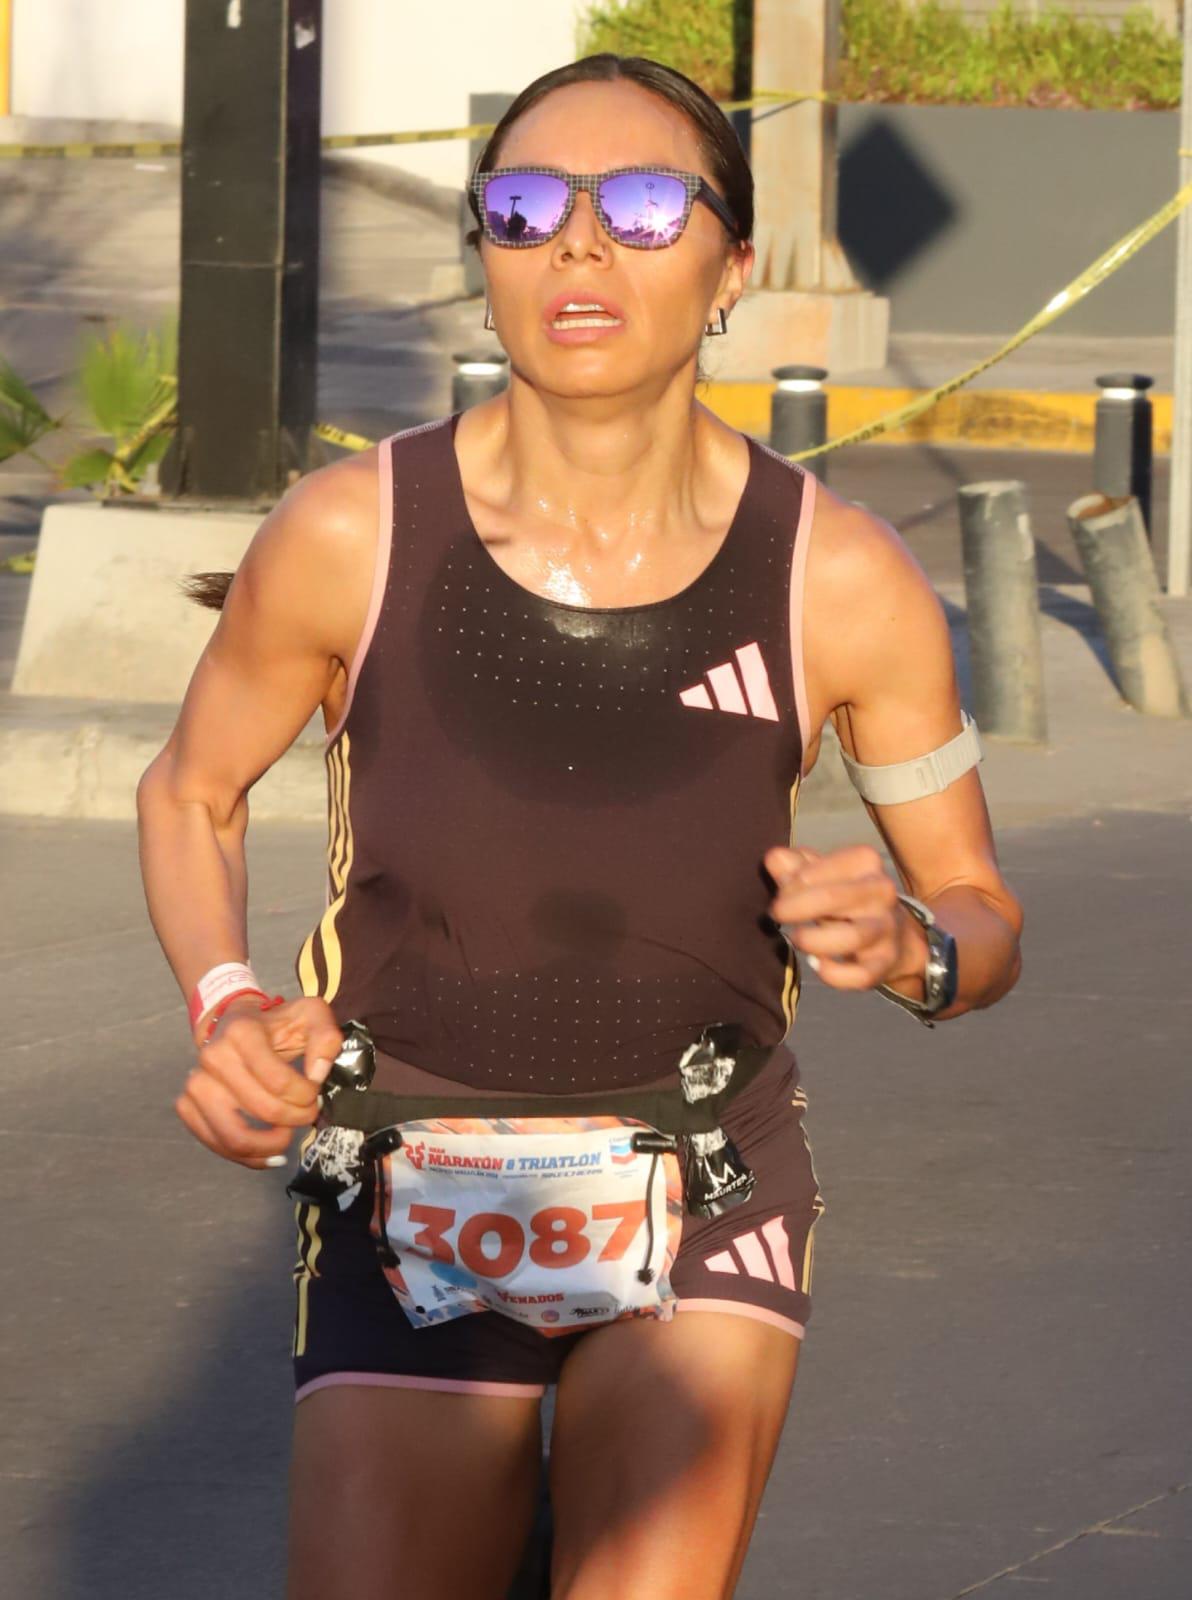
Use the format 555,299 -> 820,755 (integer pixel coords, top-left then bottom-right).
295,1370 -> 546,1404
674,1299 -> 805,1339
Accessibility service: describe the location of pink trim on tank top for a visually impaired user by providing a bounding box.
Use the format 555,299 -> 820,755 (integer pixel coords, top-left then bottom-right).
787,469 -> 817,775
675,1300 -> 805,1339
325,434 -> 397,746
294,1370 -> 547,1404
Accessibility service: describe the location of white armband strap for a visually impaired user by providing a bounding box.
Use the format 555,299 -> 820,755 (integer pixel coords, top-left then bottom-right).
839,711 -> 983,806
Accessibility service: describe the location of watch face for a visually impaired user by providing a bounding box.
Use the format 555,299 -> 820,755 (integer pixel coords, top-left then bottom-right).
925,926 -> 959,1011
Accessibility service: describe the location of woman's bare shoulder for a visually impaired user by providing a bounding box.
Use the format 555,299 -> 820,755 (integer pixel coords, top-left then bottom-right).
801,479 -> 954,727
237,447 -> 382,662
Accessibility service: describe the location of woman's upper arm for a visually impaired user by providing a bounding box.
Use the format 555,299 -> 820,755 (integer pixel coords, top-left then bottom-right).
140,452 -> 378,825
803,487 -> 1021,928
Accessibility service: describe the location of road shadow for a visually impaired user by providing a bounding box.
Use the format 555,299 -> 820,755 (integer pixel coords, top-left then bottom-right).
1038,583 -> 1115,683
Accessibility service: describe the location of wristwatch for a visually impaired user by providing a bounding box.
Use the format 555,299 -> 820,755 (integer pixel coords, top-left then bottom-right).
875,893 -> 958,1028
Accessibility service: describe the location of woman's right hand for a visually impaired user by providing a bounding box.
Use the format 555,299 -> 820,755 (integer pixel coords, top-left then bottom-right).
175,995 -> 344,1170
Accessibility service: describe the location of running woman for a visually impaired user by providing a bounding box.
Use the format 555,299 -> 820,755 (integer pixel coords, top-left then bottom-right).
137,54 -> 1023,1600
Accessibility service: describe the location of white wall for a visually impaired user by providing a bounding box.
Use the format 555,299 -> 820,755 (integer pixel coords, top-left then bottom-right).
322,1 -> 593,191
12,0 -> 185,125
12,0 -> 592,189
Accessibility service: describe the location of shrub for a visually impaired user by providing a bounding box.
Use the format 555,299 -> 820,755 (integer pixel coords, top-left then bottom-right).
576,0 -> 1182,109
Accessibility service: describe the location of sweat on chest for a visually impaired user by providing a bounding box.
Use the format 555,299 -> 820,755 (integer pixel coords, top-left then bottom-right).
409,535 -> 800,807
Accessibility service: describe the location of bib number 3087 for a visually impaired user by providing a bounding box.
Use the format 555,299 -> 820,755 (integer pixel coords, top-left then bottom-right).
408,1199 -> 647,1278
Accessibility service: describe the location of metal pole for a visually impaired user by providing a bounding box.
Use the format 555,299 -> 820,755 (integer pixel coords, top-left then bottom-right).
1094,373 -> 1153,537
163,0 -> 322,503
770,366 -> 829,479
1068,493 -> 1189,716
452,352 -> 509,412
1168,0 -> 1192,595
957,481 -> 1047,742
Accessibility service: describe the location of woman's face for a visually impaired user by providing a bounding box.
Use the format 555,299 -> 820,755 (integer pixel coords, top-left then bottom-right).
480,80 -> 753,401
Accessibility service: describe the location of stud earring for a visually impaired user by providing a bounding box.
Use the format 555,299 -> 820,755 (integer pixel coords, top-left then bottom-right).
704,308 -> 728,337
483,301 -> 495,332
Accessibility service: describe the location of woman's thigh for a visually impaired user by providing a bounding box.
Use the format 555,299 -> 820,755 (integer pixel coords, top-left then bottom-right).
548,1310 -> 800,1600
286,1383 -> 543,1600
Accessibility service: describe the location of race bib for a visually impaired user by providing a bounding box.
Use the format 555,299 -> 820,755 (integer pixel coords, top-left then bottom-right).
369,1116 -> 683,1335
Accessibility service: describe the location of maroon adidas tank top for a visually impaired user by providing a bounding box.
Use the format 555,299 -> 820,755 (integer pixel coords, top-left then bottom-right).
296,415 -> 816,1092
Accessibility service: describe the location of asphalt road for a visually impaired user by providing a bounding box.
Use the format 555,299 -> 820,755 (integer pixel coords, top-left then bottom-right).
3,803 -> 1189,1598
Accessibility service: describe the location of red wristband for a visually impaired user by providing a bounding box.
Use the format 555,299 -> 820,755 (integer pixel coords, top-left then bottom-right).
196,989 -> 284,1046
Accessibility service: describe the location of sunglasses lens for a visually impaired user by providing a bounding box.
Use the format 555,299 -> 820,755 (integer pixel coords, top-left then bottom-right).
482,173 -> 569,243
598,173 -> 688,245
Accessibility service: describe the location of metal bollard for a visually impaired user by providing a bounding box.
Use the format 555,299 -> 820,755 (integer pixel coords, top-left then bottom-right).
1094,373 -> 1154,537
1066,492 -> 1188,717
957,480 -> 1047,743
770,366 -> 828,480
452,350 -> 509,413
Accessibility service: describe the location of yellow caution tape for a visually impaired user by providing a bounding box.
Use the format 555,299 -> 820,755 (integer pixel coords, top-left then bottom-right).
0,91 -> 827,160
0,138 -> 183,160
788,177 -> 1192,461
322,120 -> 498,152
314,422 -> 376,453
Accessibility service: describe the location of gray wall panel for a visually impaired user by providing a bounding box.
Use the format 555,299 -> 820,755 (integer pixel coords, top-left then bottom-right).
837,106 -> 1180,337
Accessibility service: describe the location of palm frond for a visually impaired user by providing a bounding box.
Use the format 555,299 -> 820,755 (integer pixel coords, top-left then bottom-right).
60,446 -> 117,490
0,357 -> 59,464
77,320 -> 178,448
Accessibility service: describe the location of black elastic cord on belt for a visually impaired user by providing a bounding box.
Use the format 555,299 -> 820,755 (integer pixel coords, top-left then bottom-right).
637,1151 -> 659,1284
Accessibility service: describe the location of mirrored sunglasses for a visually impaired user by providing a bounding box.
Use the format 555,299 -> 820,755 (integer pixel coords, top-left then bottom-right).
469,166 -> 738,251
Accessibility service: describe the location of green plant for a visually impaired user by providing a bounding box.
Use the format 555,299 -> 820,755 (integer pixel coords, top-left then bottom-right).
62,320 -> 178,497
578,0 -> 747,97
838,0 -> 1181,108
0,358 -> 60,467
574,0 -> 1182,109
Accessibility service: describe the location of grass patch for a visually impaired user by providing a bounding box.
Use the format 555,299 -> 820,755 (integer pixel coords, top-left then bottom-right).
577,0 -> 1182,109
839,0 -> 1181,107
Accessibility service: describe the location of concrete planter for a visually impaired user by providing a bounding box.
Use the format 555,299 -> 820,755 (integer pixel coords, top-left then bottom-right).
13,502 -> 258,703
837,106 -> 1180,337
4,501 -> 328,820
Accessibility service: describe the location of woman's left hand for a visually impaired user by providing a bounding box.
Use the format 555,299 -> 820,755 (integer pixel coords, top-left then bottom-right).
764,843 -> 923,992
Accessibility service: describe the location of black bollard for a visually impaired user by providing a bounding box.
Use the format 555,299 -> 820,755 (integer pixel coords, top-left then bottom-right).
452,351 -> 510,413
957,480 -> 1047,743
770,366 -> 829,481
1094,373 -> 1154,538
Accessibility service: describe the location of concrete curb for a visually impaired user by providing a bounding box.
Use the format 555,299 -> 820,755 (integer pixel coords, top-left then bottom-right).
701,384 -> 1176,455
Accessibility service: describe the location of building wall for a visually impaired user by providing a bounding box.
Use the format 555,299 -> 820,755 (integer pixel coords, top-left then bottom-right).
10,0 -> 590,189
837,104 -> 1180,336
11,0 -> 185,125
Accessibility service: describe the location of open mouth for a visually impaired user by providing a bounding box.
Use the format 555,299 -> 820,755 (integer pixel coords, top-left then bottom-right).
549,301 -> 624,330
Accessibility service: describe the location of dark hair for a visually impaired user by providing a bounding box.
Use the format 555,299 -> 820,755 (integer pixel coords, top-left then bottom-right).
465,54 -> 753,248
189,55 -> 750,614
